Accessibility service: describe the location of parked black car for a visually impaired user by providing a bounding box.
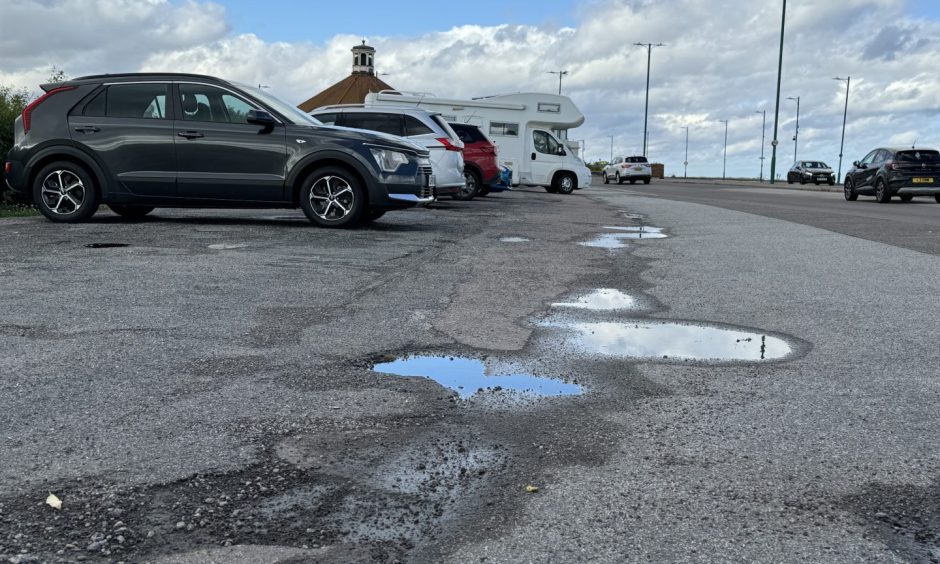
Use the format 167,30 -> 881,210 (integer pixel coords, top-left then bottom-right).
786,160 -> 835,185
844,147 -> 940,203
3,73 -> 435,227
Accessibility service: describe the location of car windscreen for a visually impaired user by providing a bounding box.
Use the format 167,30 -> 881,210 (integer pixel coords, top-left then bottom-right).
804,161 -> 827,168
896,150 -> 940,164
235,83 -> 321,126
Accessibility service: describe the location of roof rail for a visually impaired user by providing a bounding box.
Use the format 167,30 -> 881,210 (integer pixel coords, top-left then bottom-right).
315,103 -> 368,110
375,89 -> 437,97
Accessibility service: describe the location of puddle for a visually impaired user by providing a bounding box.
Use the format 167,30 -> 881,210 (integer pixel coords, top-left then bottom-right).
373,355 -> 582,399
552,289 -> 637,311
578,234 -> 631,249
556,321 -> 792,361
499,236 -> 530,243
208,243 -> 248,250
84,243 -> 129,248
580,227 -> 668,248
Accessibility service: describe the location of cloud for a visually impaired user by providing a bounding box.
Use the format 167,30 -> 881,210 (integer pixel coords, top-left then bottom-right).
2,0 -> 939,178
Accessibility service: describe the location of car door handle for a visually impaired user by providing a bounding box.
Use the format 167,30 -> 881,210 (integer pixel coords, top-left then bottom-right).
531,152 -> 536,160
74,126 -> 100,134
177,131 -> 204,139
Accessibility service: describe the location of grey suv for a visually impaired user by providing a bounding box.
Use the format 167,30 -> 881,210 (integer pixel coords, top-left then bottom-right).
2,73 -> 434,227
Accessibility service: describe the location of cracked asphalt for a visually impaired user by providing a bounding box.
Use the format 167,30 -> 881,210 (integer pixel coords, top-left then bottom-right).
1,181 -> 939,563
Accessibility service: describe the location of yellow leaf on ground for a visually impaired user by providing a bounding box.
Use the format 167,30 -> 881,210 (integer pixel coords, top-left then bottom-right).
525,485 -> 539,493
46,493 -> 62,510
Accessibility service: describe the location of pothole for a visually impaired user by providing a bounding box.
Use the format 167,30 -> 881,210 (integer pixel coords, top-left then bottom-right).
372,355 -> 582,399
552,289 -> 637,311
548,321 -> 793,361
84,243 -> 129,248
208,243 -> 248,250
499,236 -> 530,243
579,226 -> 667,249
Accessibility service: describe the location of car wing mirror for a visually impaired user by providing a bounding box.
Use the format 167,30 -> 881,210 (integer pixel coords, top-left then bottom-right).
852,160 -> 860,168
247,109 -> 277,131
556,147 -> 566,156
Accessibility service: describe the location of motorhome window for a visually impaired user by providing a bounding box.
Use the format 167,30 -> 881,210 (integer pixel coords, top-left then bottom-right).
404,115 -> 433,136
533,130 -> 561,155
538,102 -> 561,113
441,115 -> 457,121
342,112 -> 403,136
490,122 -> 519,137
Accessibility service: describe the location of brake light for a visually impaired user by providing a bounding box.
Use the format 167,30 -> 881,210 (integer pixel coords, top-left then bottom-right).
436,137 -> 462,152
888,161 -> 899,170
22,86 -> 76,134
4,162 -> 10,175
622,163 -> 629,168
480,144 -> 496,153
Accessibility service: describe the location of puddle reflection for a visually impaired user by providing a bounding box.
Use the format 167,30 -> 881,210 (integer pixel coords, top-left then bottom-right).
373,355 -> 582,399
562,321 -> 791,361
552,289 -> 637,311
499,236 -> 530,243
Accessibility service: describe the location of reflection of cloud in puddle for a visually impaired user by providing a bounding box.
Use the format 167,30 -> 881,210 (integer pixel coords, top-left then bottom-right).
552,289 -> 637,311
560,321 -> 792,361
580,227 -> 667,248
373,355 -> 581,399
603,226 -> 664,234
499,236 -> 530,243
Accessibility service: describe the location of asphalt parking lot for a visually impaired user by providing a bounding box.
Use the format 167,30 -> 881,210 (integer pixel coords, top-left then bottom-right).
2,184 -> 939,563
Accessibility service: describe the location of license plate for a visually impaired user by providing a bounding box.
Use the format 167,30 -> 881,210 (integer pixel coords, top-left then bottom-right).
634,167 -> 644,172
913,177 -> 934,184
429,175 -> 436,187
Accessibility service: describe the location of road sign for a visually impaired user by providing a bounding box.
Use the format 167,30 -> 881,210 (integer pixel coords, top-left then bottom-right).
771,139 -> 779,147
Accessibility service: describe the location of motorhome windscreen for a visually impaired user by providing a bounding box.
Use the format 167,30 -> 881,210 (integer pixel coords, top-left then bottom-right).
490,122 -> 519,137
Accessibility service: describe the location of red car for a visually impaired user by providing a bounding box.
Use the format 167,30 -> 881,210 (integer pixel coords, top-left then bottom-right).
449,122 -> 500,198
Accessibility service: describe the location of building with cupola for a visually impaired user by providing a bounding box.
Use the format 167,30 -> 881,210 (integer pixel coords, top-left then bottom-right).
297,41 -> 395,112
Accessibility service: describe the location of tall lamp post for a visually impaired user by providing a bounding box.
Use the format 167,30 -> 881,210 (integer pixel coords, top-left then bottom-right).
786,96 -> 800,164
681,126 -> 689,178
756,110 -> 766,181
634,42 -> 665,157
833,76 -> 851,182
720,119 -> 729,180
769,0 -> 787,185
609,135 -> 614,162
548,70 -> 569,95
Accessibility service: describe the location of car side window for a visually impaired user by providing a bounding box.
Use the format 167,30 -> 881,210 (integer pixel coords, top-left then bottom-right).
876,150 -> 892,164
404,115 -> 433,136
860,151 -> 877,165
179,84 -> 258,124
533,130 -> 561,155
105,83 -> 170,119
342,113 -> 403,136
315,113 -> 339,126
82,89 -> 107,117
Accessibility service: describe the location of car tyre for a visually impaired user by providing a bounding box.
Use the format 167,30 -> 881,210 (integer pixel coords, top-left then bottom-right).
843,179 -> 858,201
453,170 -> 479,201
787,175 -> 794,184
299,166 -> 366,228
629,179 -> 636,185
109,204 -> 154,219
603,172 -> 610,184
899,194 -> 914,202
616,172 -> 623,185
799,176 -> 807,185
478,186 -> 491,197
643,178 -> 651,185
33,161 -> 100,223
828,178 -> 835,186
874,178 -> 891,203
554,173 -> 576,195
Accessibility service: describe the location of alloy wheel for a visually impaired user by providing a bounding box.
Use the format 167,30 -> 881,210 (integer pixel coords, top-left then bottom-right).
309,176 -> 355,220
41,170 -> 86,215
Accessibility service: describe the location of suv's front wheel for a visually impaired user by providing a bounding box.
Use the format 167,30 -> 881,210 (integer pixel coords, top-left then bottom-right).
299,167 -> 366,228
33,161 -> 100,223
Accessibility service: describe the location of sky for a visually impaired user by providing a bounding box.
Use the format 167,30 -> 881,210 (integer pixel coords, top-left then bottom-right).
1,0 -> 938,179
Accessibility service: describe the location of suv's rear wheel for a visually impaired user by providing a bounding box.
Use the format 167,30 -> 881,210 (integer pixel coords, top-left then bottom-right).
554,173 -> 576,195
109,205 -> 154,219
454,170 -> 480,200
33,162 -> 99,223
299,166 -> 365,228
874,178 -> 891,203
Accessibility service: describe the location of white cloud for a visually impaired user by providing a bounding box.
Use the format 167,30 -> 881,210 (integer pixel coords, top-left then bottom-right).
2,0 -> 939,178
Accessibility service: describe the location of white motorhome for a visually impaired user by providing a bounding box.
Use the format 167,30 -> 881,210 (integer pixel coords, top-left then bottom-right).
364,90 -> 592,194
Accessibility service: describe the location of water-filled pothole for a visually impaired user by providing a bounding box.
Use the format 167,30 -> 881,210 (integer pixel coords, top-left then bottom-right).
499,236 -> 530,243
554,321 -> 792,361
208,243 -> 248,250
84,243 -> 129,249
552,289 -> 637,311
373,355 -> 582,399
579,226 -> 668,248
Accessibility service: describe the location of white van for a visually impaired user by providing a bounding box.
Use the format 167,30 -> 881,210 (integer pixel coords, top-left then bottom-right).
364,91 -> 592,195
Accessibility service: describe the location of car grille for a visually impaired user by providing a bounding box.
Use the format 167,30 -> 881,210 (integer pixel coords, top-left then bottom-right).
419,165 -> 435,199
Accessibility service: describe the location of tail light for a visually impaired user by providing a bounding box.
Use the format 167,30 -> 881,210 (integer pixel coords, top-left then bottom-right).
436,137 -> 463,152
480,144 -> 496,154
22,86 -> 76,134
888,161 -> 900,170
4,162 -> 11,175
622,163 -> 629,168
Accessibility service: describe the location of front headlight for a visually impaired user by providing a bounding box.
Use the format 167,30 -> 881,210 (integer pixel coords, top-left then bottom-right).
370,149 -> 410,172
418,156 -> 431,166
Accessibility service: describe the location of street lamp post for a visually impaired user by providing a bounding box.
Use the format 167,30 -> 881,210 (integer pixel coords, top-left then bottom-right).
634,42 -> 665,157
834,76 -> 851,182
548,70 -> 569,95
769,0 -> 787,185
756,110 -> 766,181
609,135 -> 614,163
684,129 -> 689,177
786,96 -> 800,164
720,119 -> 729,179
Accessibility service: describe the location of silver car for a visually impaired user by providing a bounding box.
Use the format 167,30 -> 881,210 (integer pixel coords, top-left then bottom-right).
310,106 -> 467,199
787,160 -> 835,185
